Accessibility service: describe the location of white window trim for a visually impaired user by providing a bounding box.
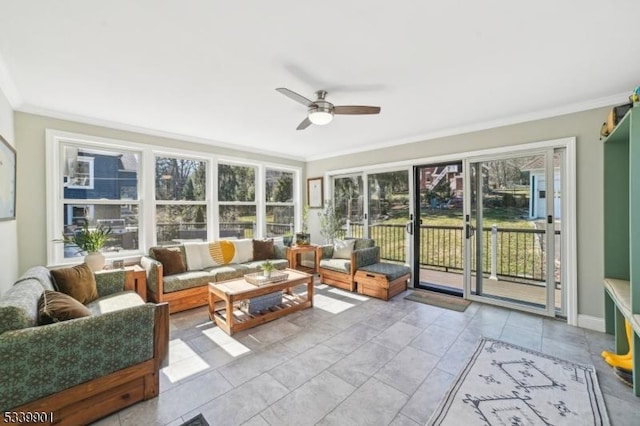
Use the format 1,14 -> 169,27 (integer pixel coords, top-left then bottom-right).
66,155 -> 94,189
46,129 -> 303,265
323,137 -> 578,326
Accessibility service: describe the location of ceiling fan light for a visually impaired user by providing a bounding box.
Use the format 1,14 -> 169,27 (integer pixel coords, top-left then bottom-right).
308,109 -> 333,125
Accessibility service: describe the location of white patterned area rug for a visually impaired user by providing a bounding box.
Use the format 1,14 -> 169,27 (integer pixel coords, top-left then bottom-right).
428,337 -> 610,426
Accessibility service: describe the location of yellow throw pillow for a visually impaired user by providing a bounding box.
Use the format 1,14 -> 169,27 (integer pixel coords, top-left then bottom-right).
209,240 -> 235,265
50,263 -> 98,304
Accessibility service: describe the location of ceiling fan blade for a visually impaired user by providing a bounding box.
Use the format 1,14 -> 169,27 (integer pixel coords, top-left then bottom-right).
276,88 -> 315,107
334,105 -> 381,115
296,117 -> 312,130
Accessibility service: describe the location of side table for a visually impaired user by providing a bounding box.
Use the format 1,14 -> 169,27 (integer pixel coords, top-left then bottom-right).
287,244 -> 320,274
124,265 -> 147,301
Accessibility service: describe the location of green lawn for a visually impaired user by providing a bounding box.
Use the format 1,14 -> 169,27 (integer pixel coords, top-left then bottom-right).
365,207 -> 547,282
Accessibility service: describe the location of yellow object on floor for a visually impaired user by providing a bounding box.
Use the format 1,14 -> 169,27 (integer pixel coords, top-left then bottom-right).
602,320 -> 633,369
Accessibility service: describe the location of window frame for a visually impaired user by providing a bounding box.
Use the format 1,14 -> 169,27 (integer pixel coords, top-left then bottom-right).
46,129 -> 303,266
47,132 -> 144,265
153,152 -> 211,245
265,166 -> 296,237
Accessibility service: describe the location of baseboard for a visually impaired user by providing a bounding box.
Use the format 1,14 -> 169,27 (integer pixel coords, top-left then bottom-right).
577,314 -> 605,332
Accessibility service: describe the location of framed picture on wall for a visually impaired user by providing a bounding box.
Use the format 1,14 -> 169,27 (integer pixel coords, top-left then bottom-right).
307,177 -> 323,208
0,134 -> 16,221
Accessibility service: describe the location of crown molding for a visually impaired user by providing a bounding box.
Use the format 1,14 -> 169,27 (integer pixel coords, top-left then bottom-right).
16,104 -> 307,162
11,88 -> 630,164
305,92 -> 630,162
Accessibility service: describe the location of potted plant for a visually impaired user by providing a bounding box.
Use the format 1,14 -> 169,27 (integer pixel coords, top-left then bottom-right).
283,231 -> 294,247
62,223 -> 112,271
318,199 -> 342,243
296,205 -> 311,245
261,260 -> 275,278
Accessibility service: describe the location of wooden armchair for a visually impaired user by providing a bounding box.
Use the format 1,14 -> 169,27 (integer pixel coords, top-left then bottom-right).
317,238 -> 380,292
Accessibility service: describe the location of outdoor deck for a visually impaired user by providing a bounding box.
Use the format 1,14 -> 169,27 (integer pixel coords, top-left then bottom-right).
419,268 -> 561,309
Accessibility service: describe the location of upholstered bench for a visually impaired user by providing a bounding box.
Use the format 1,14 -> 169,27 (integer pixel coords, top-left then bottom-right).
355,263 -> 411,301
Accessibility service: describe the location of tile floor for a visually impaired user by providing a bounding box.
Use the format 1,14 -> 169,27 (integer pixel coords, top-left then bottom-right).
94,283 -> 640,426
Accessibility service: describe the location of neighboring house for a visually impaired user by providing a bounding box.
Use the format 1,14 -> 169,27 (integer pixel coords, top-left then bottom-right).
419,164 -> 464,201
64,151 -> 138,251
521,156 -> 561,219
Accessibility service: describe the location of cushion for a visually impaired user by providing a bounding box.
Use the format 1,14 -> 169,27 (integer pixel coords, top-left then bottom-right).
151,247 -> 186,276
332,239 -> 356,260
37,290 -> 92,325
184,242 -> 219,270
0,280 -> 45,334
210,240 -> 236,265
50,263 -> 98,304
232,239 -> 254,263
253,239 -> 274,261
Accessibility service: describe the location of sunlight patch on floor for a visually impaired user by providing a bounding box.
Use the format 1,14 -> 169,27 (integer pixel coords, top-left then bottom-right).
328,288 -> 369,301
313,294 -> 354,314
203,327 -> 251,357
162,339 -> 209,382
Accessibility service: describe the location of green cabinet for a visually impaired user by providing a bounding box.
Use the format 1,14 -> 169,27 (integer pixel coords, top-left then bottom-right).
603,105 -> 640,395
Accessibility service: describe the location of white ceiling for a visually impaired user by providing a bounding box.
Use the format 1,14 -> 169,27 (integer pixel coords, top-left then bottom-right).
0,1 -> 638,161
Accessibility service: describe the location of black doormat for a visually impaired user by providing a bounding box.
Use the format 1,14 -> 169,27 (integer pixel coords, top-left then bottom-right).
180,413 -> 209,426
404,290 -> 470,312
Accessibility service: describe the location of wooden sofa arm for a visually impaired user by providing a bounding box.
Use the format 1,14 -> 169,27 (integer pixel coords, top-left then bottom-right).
140,256 -> 164,296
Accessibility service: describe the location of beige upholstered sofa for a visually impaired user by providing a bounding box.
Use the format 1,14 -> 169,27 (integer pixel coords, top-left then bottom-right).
141,239 -> 289,313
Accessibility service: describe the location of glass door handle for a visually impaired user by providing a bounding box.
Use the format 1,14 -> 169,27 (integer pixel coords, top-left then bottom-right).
465,224 -> 475,239
405,221 -> 413,235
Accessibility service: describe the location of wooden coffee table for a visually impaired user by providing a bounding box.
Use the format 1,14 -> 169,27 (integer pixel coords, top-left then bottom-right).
208,268 -> 314,335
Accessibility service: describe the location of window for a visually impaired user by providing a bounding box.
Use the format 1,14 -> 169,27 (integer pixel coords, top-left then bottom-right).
66,156 -> 94,189
47,130 -> 302,265
218,163 -> 256,239
265,168 -> 294,237
58,144 -> 141,261
155,155 -> 208,245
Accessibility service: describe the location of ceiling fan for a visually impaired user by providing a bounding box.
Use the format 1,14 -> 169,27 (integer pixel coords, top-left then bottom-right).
276,87 -> 381,130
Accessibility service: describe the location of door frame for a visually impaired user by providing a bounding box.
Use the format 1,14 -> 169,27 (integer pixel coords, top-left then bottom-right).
463,148 -> 559,317
322,136 -> 577,325
413,161 -> 465,296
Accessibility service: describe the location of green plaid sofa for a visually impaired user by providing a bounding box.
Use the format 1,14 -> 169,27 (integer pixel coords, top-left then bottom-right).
141,241 -> 289,313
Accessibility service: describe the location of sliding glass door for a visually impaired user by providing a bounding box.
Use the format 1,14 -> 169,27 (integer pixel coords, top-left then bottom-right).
413,162 -> 464,295
331,170 -> 410,265
464,149 -> 563,315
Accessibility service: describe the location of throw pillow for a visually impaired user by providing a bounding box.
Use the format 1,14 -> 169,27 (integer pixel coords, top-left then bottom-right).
253,239 -> 274,261
232,239 -> 254,264
50,263 -> 98,304
209,240 -> 235,265
183,242 -> 213,270
151,247 -> 186,276
38,290 -> 92,325
332,239 -> 356,259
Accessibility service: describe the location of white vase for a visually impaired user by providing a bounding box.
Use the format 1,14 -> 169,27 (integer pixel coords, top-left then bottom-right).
263,270 -> 272,278
85,252 -> 105,271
